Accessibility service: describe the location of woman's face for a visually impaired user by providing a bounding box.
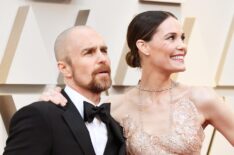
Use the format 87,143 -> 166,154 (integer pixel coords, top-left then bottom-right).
145,16 -> 187,74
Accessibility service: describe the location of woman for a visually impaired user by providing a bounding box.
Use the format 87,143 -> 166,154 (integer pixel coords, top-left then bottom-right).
43,11 -> 234,154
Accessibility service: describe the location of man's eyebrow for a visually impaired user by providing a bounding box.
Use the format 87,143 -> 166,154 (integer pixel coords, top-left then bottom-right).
100,45 -> 108,50
81,46 -> 97,52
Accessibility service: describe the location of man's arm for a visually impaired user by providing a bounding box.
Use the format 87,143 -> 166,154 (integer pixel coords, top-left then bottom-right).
3,103 -> 52,155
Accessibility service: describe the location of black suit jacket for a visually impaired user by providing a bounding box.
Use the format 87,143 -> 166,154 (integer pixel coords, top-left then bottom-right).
4,90 -> 126,155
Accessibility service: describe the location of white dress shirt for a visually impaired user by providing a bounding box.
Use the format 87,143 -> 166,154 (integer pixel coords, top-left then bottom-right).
64,86 -> 108,155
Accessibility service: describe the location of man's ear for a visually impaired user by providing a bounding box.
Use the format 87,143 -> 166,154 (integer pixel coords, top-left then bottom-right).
57,61 -> 72,78
136,39 -> 150,56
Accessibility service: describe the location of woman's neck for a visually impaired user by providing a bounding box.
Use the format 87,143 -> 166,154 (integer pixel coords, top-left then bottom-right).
140,69 -> 172,91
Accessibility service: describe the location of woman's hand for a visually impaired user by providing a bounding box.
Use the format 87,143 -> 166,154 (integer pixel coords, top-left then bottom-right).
39,87 -> 67,106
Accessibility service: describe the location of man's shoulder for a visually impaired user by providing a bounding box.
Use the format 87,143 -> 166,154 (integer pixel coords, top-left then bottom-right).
24,100 -> 61,110
14,101 -> 63,118
9,101 -> 65,128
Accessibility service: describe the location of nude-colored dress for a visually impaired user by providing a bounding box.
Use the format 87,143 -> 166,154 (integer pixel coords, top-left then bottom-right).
120,98 -> 205,155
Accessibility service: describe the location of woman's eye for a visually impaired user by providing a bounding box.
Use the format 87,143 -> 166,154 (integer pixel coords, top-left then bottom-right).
167,36 -> 175,40
181,35 -> 185,41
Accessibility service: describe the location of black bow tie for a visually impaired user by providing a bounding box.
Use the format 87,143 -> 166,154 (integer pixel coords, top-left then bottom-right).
83,101 -> 111,123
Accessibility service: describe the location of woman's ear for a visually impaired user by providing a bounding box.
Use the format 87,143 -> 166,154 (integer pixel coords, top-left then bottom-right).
136,39 -> 150,56
57,61 -> 72,78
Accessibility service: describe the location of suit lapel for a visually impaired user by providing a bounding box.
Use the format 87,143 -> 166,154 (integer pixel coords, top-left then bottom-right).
61,90 -> 95,155
104,115 -> 126,155
108,116 -> 125,143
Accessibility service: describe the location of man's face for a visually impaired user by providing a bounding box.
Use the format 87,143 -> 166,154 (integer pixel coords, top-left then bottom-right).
65,28 -> 112,93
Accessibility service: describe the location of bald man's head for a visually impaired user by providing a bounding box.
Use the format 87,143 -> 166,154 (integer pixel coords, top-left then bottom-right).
54,25 -> 95,63
54,25 -> 111,94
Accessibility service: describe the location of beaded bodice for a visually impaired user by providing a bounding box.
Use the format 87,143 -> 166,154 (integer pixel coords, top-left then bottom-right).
120,98 -> 204,155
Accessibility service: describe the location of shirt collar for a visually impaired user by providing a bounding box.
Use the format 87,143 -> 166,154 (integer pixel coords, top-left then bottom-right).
64,86 -> 104,118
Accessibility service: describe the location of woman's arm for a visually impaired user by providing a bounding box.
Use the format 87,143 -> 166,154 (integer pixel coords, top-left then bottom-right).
194,87 -> 234,146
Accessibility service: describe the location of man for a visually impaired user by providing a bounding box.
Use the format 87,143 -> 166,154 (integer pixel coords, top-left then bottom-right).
3,26 -> 126,155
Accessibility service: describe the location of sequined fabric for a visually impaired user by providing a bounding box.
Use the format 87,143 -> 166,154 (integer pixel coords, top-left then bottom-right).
121,98 -> 204,155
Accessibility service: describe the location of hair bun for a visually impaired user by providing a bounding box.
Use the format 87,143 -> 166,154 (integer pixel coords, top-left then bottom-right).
125,51 -> 140,68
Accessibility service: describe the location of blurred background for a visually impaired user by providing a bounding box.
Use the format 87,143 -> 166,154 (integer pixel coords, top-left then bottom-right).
0,0 -> 234,154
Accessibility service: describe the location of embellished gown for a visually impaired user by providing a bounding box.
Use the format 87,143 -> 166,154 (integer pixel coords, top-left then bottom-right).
120,98 -> 205,155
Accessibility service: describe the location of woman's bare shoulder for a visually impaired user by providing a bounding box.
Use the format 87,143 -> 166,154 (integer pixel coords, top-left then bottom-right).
188,86 -> 219,103
108,94 -> 126,109
186,85 -> 224,116
107,88 -> 136,121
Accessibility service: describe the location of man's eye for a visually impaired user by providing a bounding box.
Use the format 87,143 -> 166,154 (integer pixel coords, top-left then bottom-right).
85,50 -> 94,55
101,49 -> 108,54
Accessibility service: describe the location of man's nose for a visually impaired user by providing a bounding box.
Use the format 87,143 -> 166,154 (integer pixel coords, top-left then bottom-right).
97,51 -> 108,63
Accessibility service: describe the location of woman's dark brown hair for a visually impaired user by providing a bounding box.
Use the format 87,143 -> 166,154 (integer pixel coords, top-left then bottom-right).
126,11 -> 177,68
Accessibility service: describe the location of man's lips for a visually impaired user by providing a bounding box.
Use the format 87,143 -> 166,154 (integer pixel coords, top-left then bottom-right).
93,66 -> 111,75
